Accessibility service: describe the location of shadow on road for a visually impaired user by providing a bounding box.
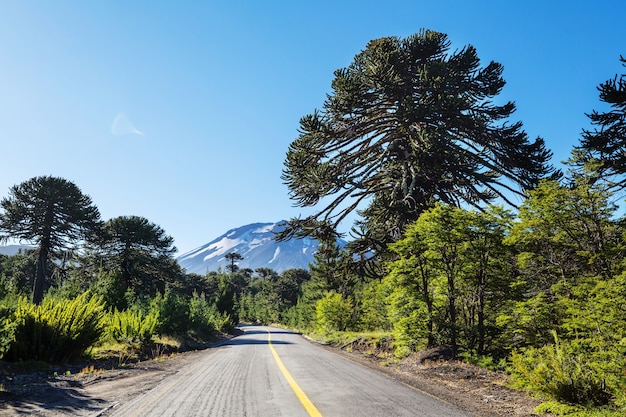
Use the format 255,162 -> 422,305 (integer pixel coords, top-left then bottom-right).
226,338 -> 292,346
0,378 -> 109,416
236,327 -> 299,336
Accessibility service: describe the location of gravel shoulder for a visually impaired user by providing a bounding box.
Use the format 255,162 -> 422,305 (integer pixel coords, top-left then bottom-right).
0,335 -> 544,417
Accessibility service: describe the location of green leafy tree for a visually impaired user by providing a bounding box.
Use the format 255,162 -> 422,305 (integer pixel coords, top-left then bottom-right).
203,272 -> 239,326
276,269 -> 310,309
509,179 -> 620,286
239,268 -> 310,325
386,225 -> 437,347
387,204 -> 513,355
504,178 -> 626,409
281,30 -> 555,248
358,279 -> 392,332
503,179 -> 622,348
315,291 -> 354,332
0,251 -> 36,296
462,206 -> 514,354
575,55 -> 626,186
0,176 -> 101,304
98,215 -> 178,300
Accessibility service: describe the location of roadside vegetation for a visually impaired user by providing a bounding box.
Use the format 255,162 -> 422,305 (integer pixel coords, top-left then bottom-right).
0,30 -> 624,416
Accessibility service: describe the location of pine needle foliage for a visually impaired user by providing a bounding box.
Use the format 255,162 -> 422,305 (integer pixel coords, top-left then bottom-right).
106,308 -> 158,347
7,291 -> 106,363
188,291 -> 218,335
0,299 -> 17,359
281,29 -> 556,246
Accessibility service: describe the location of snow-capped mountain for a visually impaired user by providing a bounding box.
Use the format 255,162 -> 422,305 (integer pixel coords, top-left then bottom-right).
177,221 -> 344,274
0,244 -> 35,256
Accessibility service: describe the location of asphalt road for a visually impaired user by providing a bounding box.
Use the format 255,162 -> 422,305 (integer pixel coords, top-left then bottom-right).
106,325 -> 472,417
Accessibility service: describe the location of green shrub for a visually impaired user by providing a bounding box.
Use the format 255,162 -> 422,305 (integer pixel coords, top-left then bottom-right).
188,291 -> 217,334
150,291 -> 190,335
315,292 -> 353,332
106,308 -> 158,347
459,350 -> 507,371
535,400 -> 625,416
215,312 -> 236,333
0,298 -> 17,359
7,292 -> 106,363
509,332 -> 618,407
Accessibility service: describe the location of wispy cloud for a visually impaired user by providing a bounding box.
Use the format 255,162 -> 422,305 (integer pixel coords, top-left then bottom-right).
111,113 -> 144,136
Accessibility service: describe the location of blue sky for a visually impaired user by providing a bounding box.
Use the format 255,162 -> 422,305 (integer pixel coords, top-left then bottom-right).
0,1 -> 624,254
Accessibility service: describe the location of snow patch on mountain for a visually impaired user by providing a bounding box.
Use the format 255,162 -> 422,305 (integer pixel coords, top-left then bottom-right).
177,221 -> 345,274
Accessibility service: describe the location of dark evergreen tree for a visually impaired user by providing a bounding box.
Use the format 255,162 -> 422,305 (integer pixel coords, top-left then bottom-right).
576,55 -> 626,186
281,30 -> 555,247
276,268 -> 310,309
224,252 -> 243,273
98,215 -> 178,297
0,250 -> 35,296
0,176 -> 101,304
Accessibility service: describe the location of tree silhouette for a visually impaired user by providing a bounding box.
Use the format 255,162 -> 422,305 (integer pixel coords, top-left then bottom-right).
224,252 -> 243,273
576,55 -> 626,187
98,215 -> 177,297
0,176 -> 101,304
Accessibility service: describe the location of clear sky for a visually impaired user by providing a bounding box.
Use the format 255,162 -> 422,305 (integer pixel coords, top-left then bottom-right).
0,1 -> 624,255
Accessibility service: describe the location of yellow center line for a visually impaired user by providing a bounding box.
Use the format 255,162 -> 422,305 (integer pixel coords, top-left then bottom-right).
267,330 -> 324,417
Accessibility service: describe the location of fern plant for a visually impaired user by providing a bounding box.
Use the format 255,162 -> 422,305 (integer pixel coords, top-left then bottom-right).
0,299 -> 17,360
106,308 -> 158,347
7,291 -> 106,363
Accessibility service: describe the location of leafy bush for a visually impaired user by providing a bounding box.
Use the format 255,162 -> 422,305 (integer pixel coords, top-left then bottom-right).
509,332 -> 620,407
150,291 -> 190,335
358,280 -> 391,332
459,350 -> 507,372
7,292 -> 106,363
214,312 -> 237,333
315,292 -> 353,332
188,291 -> 217,334
535,400 -> 625,416
106,308 -> 158,347
0,298 -> 17,359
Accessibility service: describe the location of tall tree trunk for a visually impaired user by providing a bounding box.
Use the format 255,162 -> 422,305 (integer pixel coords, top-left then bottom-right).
477,270 -> 486,355
33,245 -> 48,304
418,259 -> 435,347
447,271 -> 457,356
33,204 -> 54,305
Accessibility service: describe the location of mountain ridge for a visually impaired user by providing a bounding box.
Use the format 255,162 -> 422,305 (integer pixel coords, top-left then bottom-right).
177,221 -> 344,274
0,244 -> 35,256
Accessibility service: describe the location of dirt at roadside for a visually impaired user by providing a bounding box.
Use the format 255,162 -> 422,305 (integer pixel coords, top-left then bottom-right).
0,349 -> 210,417
0,336 -> 546,417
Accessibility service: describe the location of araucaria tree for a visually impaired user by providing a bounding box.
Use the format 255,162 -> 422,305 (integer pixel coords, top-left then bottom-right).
99,215 -> 178,297
576,55 -> 626,186
0,176 -> 101,304
282,30 -> 555,243
224,252 -> 243,273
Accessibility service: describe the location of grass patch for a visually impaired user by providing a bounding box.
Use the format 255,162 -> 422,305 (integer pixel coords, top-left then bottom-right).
535,401 -> 624,416
305,330 -> 395,358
